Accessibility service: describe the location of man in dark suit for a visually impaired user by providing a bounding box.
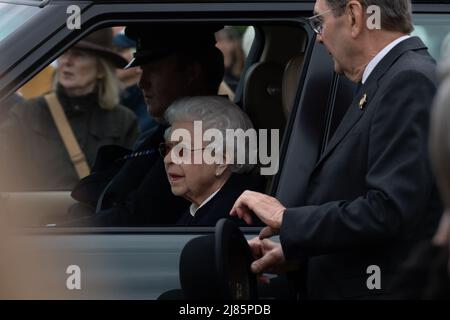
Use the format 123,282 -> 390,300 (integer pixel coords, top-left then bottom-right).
231,0 -> 443,299
69,25 -> 225,226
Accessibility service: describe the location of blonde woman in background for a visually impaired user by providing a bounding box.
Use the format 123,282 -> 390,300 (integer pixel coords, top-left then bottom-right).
0,29 -> 139,190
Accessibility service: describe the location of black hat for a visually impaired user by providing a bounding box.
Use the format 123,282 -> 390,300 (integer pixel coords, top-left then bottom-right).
74,29 -> 128,68
124,24 -> 222,69
179,218 -> 257,300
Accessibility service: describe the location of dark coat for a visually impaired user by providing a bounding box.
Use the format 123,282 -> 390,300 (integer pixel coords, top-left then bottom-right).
280,37 -> 443,299
0,85 -> 139,190
176,173 -> 265,226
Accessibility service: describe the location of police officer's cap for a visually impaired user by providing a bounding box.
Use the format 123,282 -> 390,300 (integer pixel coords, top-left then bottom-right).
124,24 -> 223,69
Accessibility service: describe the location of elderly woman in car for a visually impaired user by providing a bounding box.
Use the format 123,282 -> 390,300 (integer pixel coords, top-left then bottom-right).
161,96 -> 264,226
0,28 -> 139,190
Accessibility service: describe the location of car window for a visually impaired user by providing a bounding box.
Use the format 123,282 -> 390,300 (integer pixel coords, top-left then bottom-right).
0,3 -> 40,44
0,23 -> 308,229
413,14 -> 450,62
0,25 -> 259,193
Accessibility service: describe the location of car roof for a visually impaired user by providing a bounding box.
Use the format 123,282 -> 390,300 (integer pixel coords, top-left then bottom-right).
81,0 -> 450,3
45,0 -> 450,5
74,0 -> 315,2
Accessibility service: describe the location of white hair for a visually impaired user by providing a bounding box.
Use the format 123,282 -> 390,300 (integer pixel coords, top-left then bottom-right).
164,96 -> 255,173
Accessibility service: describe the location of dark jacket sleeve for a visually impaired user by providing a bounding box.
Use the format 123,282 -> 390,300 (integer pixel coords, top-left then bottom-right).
280,70 -> 438,259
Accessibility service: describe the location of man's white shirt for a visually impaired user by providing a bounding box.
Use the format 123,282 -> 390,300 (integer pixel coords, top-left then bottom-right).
362,35 -> 411,84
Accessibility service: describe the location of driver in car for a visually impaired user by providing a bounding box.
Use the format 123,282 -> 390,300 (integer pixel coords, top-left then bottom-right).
69,24 -> 226,226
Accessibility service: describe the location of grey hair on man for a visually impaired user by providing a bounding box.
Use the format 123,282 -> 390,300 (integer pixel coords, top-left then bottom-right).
326,0 -> 414,34
430,60 -> 450,207
164,96 -> 256,173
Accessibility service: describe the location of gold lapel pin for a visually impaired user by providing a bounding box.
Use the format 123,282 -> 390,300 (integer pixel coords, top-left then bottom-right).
359,94 -> 367,110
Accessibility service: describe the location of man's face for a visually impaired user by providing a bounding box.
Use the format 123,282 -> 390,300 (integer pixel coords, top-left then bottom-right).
138,54 -> 191,119
314,0 -> 350,75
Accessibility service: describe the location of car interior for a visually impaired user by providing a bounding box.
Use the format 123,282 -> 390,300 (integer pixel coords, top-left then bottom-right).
0,22 -> 311,228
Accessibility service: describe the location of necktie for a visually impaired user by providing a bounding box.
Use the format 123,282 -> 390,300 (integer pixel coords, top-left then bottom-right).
354,82 -> 362,97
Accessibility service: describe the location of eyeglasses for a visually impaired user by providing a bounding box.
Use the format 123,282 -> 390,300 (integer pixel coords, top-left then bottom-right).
307,3 -> 347,35
159,142 -> 206,158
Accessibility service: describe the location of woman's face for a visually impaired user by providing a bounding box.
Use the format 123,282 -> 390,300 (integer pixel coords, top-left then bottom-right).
163,121 -> 228,206
58,48 -> 100,96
